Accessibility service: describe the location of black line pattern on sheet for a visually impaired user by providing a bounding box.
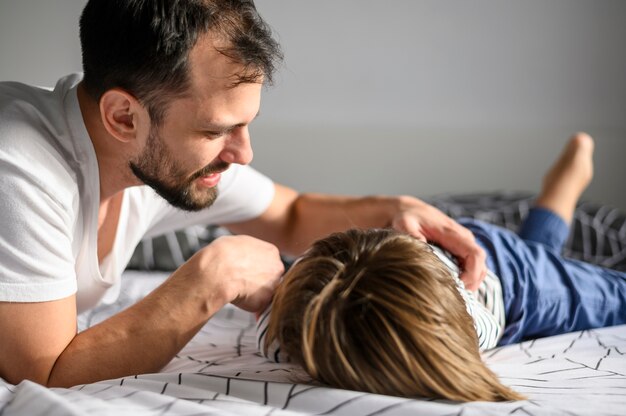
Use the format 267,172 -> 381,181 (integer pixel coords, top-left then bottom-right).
287,385 -> 319,400
82,384 -> 117,396
482,346 -> 506,359
562,331 -> 586,354
198,363 -> 219,373
518,339 -> 536,358
566,374 -> 620,381
2,322 -> 626,415
149,400 -> 177,414
501,378 -> 549,383
364,401 -> 409,416
565,357 -> 626,377
281,384 -> 297,410
264,407 -> 278,416
318,393 -> 369,415
507,407 -> 536,416
177,354 -> 216,366
235,329 -> 245,356
119,390 -> 144,400
524,358 -> 548,365
537,366 -> 586,376
0,386 -> 14,394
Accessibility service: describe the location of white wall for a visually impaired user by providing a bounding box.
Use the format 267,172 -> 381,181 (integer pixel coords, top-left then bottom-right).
251,0 -> 626,211
2,0 -> 625,211
0,0 -> 84,86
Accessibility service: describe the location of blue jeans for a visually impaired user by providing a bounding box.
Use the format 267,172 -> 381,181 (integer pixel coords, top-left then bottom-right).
458,208 -> 626,345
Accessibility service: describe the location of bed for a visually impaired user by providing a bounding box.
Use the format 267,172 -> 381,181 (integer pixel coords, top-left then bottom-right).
1,192 -> 625,416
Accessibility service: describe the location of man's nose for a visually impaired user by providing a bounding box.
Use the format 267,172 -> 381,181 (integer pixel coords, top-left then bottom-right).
220,127 -> 253,165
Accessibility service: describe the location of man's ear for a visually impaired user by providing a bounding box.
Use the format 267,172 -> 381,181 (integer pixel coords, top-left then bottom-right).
99,89 -> 147,143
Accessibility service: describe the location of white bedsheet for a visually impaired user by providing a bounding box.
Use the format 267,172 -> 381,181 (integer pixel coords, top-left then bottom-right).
1,270 -> 625,416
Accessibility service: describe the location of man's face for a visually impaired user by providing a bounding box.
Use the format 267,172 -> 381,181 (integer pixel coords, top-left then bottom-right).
129,35 -> 262,211
129,123 -> 229,211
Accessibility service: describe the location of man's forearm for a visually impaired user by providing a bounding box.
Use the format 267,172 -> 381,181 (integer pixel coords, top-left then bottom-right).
226,185 -> 486,288
44,234 -> 284,387
47,265 -> 225,387
279,193 -> 405,255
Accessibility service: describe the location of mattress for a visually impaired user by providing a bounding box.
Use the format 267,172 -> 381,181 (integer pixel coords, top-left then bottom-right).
1,270 -> 624,416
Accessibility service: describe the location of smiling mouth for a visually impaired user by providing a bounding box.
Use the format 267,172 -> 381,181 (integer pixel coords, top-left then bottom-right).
193,161 -> 230,181
196,172 -> 222,188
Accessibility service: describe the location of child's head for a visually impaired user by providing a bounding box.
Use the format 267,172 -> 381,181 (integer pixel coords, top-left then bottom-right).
265,228 -> 524,402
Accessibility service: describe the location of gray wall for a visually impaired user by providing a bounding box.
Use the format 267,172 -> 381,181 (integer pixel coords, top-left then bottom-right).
0,0 -> 83,86
2,0 -> 625,211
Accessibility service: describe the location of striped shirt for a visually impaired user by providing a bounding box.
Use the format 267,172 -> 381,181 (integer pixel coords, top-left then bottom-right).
257,244 -> 506,361
430,245 -> 505,350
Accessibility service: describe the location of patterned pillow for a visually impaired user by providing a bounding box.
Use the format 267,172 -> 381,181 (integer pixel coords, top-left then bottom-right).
127,225 -> 227,271
126,192 -> 626,272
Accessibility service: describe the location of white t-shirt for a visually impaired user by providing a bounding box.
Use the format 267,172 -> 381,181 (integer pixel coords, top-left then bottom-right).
0,74 -> 275,313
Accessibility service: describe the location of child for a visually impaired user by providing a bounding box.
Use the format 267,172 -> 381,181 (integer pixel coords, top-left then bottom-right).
256,133 -> 626,402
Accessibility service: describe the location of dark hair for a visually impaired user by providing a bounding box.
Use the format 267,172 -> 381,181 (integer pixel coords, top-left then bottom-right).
79,0 -> 282,123
266,228 -> 525,402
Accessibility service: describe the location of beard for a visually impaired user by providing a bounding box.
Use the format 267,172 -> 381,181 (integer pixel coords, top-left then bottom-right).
129,125 -> 228,212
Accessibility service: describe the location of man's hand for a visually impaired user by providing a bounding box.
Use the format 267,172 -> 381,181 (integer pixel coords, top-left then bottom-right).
390,196 -> 487,290
194,234 -> 285,312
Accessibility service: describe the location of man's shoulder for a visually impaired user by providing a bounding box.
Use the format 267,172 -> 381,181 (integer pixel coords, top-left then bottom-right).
0,75 -> 84,191
0,84 -> 83,212
0,80 -> 55,119
0,74 -> 81,131
0,80 -> 63,148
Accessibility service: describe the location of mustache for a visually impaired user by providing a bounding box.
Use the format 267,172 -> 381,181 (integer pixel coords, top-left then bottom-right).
190,161 -> 231,181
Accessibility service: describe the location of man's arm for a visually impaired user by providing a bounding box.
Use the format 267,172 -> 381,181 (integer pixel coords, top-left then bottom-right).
0,235 -> 284,387
225,184 -> 487,290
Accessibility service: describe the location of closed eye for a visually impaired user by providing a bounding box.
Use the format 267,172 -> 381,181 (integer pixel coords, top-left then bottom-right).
204,130 -> 228,139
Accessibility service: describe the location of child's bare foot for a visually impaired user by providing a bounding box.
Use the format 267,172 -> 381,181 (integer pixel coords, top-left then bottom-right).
536,132 -> 594,224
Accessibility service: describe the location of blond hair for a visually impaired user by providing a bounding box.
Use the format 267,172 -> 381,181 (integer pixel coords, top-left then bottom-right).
265,228 -> 524,402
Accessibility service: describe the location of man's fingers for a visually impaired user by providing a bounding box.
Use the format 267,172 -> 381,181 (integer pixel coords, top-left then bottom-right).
390,200 -> 489,289
420,214 -> 488,290
208,235 -> 285,313
438,225 -> 487,290
391,214 -> 427,242
458,247 -> 488,291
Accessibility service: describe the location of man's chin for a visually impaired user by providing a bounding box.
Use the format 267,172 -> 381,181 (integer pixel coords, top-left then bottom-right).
151,185 -> 218,212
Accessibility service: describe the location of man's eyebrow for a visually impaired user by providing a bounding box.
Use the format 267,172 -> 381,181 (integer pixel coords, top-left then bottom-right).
204,111 -> 260,131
